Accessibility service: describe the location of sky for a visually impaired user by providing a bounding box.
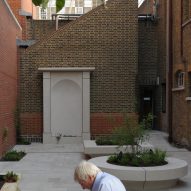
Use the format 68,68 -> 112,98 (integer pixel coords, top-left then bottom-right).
138,0 -> 145,7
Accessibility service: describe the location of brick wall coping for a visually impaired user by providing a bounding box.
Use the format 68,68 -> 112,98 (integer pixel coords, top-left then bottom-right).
38,67 -> 95,72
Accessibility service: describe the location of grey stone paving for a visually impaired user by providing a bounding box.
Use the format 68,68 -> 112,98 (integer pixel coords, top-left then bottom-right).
0,131 -> 190,191
0,144 -> 85,191
149,131 -> 191,191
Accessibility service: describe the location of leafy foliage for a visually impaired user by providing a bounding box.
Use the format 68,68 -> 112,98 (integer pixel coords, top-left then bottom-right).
3,171 -> 18,183
107,149 -> 167,167
2,150 -> 26,161
32,0 -> 65,12
56,0 -> 65,12
41,0 -> 49,9
95,135 -> 118,145
95,113 -> 167,167
96,113 -> 153,152
32,0 -> 43,6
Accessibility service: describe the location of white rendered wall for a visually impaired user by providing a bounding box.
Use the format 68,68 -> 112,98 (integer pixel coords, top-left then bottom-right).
51,72 -> 82,137
39,67 -> 94,143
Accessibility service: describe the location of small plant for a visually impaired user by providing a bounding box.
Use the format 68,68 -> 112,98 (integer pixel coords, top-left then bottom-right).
107,149 -> 167,167
56,133 -> 62,143
3,171 -> 18,183
96,113 -> 153,152
2,127 -> 8,141
95,113 -> 167,167
2,150 -> 26,161
95,135 -> 118,145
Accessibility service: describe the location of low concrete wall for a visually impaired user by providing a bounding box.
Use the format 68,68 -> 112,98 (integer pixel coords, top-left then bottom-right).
89,156 -> 188,190
84,140 -> 153,157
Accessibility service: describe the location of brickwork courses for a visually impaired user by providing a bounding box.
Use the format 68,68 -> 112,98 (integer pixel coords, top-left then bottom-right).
7,0 -> 27,39
20,0 -> 138,140
26,19 -> 71,41
0,0 -> 22,157
171,0 -> 191,148
138,0 -> 167,131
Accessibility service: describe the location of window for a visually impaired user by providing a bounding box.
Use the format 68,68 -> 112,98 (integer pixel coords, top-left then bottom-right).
48,0 -> 56,7
75,7 -> 83,14
188,72 -> 191,96
65,0 -> 75,7
84,0 -> 92,7
178,72 -> 185,87
177,71 -> 185,88
40,8 -> 47,20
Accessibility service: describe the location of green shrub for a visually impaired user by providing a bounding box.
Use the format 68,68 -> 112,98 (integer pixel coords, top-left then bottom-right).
95,135 -> 119,145
95,113 -> 168,167
96,113 -> 153,152
2,150 -> 26,161
107,149 -> 167,167
3,171 -> 18,183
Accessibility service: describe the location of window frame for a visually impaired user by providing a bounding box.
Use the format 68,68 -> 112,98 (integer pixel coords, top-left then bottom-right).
177,71 -> 185,88
39,7 -> 47,20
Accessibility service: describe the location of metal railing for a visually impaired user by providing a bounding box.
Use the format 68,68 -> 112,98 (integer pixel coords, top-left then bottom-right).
52,14 -> 83,30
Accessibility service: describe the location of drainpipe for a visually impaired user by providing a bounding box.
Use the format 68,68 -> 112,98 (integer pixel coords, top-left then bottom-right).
56,15 -> 60,30
167,0 -> 173,143
181,0 -> 183,56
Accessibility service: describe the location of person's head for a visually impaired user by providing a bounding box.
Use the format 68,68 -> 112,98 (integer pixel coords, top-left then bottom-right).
74,160 -> 102,189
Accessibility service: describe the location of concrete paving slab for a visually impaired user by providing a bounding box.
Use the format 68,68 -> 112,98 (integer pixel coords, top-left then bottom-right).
1,144 -> 85,191
148,131 -> 191,191
0,131 -> 190,191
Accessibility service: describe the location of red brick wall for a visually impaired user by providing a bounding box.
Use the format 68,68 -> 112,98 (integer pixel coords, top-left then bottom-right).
7,0 -> 30,40
20,113 -> 43,135
91,113 -> 138,136
171,0 -> 191,147
0,0 -> 22,157
7,0 -> 22,22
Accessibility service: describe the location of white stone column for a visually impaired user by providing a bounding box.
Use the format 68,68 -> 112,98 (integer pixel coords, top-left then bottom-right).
82,72 -> 90,140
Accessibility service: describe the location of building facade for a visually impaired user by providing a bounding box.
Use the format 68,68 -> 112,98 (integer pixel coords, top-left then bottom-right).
2,0 -> 190,149
139,0 -> 191,149
35,0 -> 103,20
138,0 -> 167,131
19,0 -> 138,143
0,0 -> 22,157
7,0 -> 37,40
169,0 -> 191,148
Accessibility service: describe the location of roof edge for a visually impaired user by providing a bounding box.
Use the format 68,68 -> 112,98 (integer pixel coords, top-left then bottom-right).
3,0 -> 22,30
38,67 -> 95,72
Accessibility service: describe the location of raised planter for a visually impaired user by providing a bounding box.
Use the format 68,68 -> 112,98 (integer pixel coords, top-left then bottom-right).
89,156 -> 188,191
84,140 -> 153,157
0,174 -> 21,191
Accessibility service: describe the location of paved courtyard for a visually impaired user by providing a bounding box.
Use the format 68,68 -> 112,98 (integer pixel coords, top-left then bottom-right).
0,131 -> 190,191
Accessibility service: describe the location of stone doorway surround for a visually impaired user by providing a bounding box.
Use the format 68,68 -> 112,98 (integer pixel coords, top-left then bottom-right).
38,67 -> 95,144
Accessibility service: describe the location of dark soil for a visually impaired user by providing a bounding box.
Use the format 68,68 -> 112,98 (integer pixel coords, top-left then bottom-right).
0,176 -> 4,189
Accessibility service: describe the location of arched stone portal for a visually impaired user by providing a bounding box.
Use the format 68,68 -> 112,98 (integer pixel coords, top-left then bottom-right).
38,67 -> 95,144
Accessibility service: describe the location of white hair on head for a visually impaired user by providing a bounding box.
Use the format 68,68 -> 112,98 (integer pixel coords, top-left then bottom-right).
74,160 -> 102,181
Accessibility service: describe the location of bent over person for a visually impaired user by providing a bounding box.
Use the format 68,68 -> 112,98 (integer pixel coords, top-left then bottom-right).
74,160 -> 127,191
